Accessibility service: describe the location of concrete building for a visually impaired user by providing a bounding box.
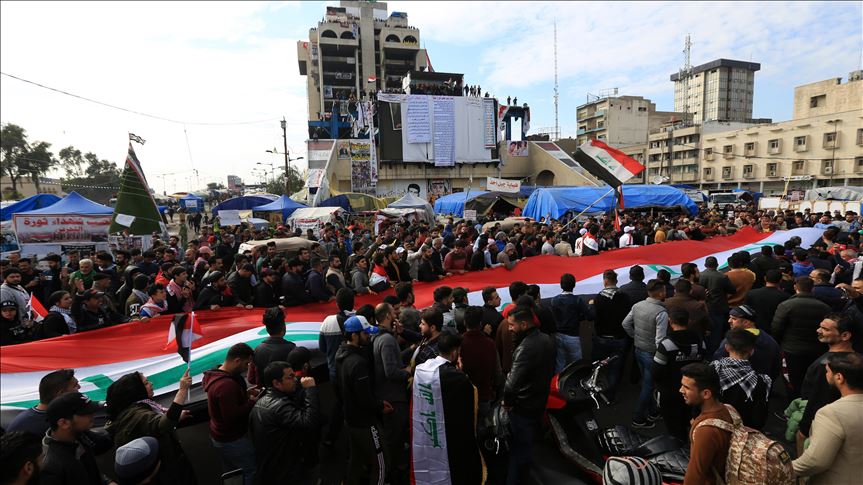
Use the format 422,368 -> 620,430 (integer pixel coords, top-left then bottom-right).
0,176 -> 64,199
698,73 -> 863,195
671,59 -> 761,123
575,95 -> 687,146
646,124 -> 702,185
296,1 -> 428,134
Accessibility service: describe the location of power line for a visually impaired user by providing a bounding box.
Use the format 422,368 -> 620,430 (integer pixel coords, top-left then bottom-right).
1,71 -> 280,126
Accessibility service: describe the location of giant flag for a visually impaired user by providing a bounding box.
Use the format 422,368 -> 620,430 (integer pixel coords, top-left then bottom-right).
1,227 -> 823,409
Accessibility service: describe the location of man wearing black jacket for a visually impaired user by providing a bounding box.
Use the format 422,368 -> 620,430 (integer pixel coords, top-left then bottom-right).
282,258 -> 312,307
619,265 -> 648,305
226,263 -> 255,309
195,271 -> 237,311
252,269 -> 282,308
250,308 -> 296,386
744,269 -> 789,332
592,269 -> 631,400
41,392 -> 112,485
248,361 -> 319,484
336,316 -> 392,485
504,305 -> 555,485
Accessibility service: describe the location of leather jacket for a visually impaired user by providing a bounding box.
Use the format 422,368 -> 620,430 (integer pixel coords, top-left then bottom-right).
504,327 -> 555,416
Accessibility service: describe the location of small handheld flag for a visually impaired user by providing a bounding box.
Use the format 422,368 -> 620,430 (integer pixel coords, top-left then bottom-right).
27,294 -> 48,322
574,139 -> 646,188
165,312 -> 203,363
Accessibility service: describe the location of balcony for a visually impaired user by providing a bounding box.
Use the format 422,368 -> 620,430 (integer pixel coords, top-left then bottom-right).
704,151 -> 715,161
792,161 -> 807,176
742,166 -> 756,179
578,109 -> 606,121
767,164 -> 780,178
744,143 -> 757,157
794,137 -> 808,152
703,170 -> 715,181
823,134 -> 839,150
722,167 -> 735,180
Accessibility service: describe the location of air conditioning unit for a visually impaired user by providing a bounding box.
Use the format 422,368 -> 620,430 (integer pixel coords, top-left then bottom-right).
824,166 -> 834,175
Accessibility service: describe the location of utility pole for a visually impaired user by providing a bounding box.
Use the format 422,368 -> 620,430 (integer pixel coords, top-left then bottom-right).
281,117 -> 289,194
553,19 -> 560,141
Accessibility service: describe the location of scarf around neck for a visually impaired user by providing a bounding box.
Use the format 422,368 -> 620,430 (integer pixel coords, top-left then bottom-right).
711,358 -> 771,401
49,305 -> 76,333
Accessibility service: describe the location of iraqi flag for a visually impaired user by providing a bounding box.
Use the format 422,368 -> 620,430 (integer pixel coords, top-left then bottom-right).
574,139 -> 645,187
27,294 -> 48,322
165,312 -> 203,363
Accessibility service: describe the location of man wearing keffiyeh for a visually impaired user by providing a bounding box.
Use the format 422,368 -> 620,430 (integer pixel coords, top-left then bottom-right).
711,327 -> 772,429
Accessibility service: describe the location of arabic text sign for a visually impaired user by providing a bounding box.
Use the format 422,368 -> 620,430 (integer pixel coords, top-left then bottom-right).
487,177 -> 521,194
13,215 -> 112,244
432,96 -> 455,166
407,95 -> 431,143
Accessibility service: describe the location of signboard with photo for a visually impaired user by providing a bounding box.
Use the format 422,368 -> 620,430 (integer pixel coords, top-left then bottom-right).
13,215 -> 112,244
350,141 -> 374,194
506,140 -> 529,157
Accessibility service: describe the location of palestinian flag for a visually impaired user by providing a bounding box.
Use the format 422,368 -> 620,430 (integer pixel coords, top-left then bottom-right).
27,294 -> 48,322
165,312 -> 203,363
574,139 -> 645,187
0,228 -> 824,410
109,137 -> 163,235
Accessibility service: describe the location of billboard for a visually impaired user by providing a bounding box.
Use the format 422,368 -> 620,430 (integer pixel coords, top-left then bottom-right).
350,141 -> 374,194
506,141 -> 529,157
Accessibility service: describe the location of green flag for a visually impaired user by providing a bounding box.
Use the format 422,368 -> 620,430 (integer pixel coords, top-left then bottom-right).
109,140 -> 163,235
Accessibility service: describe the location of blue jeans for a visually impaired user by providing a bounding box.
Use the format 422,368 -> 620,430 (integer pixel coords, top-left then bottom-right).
555,333 -> 582,373
634,348 -> 658,422
211,435 -> 256,485
591,336 -> 627,400
507,411 -> 540,485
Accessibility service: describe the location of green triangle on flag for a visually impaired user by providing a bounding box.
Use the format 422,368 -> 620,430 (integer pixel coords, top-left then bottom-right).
109,142 -> 164,235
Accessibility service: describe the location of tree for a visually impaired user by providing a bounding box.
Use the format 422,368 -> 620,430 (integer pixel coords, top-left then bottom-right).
1,123 -> 30,193
60,151 -> 121,203
58,146 -> 85,178
23,141 -> 57,193
264,166 -> 304,196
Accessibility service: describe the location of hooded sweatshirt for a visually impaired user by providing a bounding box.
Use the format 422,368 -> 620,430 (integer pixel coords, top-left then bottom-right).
202,368 -> 255,442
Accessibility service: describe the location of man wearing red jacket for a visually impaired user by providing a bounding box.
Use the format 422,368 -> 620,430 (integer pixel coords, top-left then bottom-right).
203,343 -> 259,484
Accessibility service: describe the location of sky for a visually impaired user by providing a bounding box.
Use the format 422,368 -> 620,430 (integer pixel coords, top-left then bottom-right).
1,1 -> 861,194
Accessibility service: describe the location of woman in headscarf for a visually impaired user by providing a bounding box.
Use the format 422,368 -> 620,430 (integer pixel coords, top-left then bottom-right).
106,369 -> 197,484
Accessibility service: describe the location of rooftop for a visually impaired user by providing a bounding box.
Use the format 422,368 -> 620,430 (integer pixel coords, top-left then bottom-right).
670,58 -> 761,81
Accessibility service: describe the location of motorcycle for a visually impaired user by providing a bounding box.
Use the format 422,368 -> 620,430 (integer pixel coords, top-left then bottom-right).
545,356 -> 690,484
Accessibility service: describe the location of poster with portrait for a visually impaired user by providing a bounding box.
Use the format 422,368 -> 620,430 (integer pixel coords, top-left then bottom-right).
506,140 -> 529,157
350,141 -> 374,194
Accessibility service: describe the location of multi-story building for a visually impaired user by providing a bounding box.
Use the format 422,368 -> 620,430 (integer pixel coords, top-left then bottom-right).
296,1 -> 428,135
698,73 -> 863,195
575,95 -> 687,146
671,59 -> 761,123
646,124 -> 702,185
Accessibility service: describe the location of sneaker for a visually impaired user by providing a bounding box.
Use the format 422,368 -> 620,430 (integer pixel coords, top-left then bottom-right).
632,419 -> 655,429
647,412 -> 663,423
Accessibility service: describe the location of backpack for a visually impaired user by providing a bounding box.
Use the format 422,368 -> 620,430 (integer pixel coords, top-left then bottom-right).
695,404 -> 794,485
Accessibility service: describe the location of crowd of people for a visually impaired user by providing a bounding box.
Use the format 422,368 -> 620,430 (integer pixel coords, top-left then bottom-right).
2,203 -> 863,485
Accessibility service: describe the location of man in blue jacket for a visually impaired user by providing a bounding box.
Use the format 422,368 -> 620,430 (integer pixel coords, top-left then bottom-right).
551,273 -> 595,372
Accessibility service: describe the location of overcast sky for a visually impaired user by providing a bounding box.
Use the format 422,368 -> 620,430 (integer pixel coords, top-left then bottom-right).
2,1 -> 860,194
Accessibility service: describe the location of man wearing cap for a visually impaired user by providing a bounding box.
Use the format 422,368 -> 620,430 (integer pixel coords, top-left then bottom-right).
253,269 -> 282,308
306,258 -> 335,302
714,304 -> 781,382
282,258 -> 312,307
1,268 -> 28,326
41,392 -> 114,485
335,315 -> 392,485
76,288 -> 132,332
618,226 -> 637,249
114,437 -> 160,485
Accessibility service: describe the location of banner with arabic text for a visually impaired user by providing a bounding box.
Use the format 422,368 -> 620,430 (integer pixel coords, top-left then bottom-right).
13,215 -> 112,243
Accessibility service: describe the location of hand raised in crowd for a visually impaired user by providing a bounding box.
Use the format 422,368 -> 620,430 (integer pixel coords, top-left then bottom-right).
73,278 -> 85,293
300,376 -> 316,388
210,304 -> 220,311
179,368 -> 192,391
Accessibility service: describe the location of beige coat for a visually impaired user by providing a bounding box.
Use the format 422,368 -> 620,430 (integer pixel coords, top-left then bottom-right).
792,393 -> 863,484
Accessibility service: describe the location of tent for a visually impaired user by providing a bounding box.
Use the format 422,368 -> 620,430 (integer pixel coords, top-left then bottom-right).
522,185 -> 699,220
16,191 -> 113,216
804,186 -> 863,201
433,190 -> 526,217
317,192 -> 395,213
179,193 -> 205,213
252,195 -> 307,222
387,193 -> 435,223
211,195 -> 278,215
1,194 -> 61,221
286,207 -> 346,237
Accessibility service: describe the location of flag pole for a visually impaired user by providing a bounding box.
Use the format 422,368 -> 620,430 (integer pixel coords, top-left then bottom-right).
561,187 -> 615,230
187,311 -> 194,372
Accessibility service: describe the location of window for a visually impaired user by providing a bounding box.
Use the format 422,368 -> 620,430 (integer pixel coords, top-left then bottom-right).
638,106 -> 647,112
767,163 -> 778,176
810,94 -> 826,108
705,147 -> 713,155
793,160 -> 805,172
704,167 -> 713,177
856,157 -> 863,172
723,145 -> 733,153
722,166 -> 732,178
769,139 -> 780,149
795,136 -> 807,146
825,132 -> 836,143
822,160 -> 834,174
743,164 -> 754,176
744,142 -> 755,155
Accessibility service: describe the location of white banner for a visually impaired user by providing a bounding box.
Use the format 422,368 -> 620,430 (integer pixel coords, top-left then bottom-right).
483,98 -> 497,148
13,215 -> 112,244
407,95 -> 432,143
113,213 -> 136,227
218,210 -> 242,226
411,356 -> 451,485
487,177 -> 522,194
306,169 -> 326,189
432,96 -> 455,167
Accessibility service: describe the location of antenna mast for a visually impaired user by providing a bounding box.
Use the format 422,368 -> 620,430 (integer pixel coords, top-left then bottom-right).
553,19 -> 560,141
680,34 -> 692,118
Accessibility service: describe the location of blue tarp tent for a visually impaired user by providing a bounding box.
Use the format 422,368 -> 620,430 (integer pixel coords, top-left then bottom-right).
15,191 -> 113,216
433,190 -> 490,216
522,185 -> 699,220
179,193 -> 205,213
1,194 -> 61,221
253,195 -> 307,222
211,195 -> 278,215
